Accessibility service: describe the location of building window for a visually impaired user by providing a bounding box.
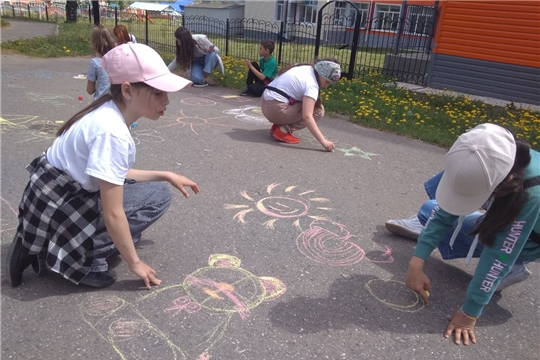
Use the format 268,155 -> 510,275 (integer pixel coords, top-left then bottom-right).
405,6 -> 434,35
275,0 -> 286,21
298,0 -> 318,24
334,2 -> 369,28
373,4 -> 401,31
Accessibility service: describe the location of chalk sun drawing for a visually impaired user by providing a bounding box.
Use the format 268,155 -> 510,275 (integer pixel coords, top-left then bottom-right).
365,279 -> 425,313
223,105 -> 268,124
80,254 -> 285,360
158,109 -> 231,135
224,183 -> 333,230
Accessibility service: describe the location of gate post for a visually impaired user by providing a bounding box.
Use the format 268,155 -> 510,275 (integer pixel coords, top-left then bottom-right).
347,3 -> 362,80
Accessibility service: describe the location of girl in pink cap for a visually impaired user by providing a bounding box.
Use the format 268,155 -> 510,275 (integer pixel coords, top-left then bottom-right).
6,43 -> 197,290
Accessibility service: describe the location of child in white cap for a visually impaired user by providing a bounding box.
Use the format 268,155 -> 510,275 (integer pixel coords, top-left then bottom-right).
261,58 -> 341,151
387,123 -> 540,345
6,43 -> 197,289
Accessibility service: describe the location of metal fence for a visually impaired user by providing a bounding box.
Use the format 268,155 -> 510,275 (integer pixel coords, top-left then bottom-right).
1,1 -> 438,85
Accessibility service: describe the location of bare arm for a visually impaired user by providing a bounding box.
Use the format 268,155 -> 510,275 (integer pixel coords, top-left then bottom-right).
86,80 -> 96,95
99,180 -> 161,289
126,169 -> 200,197
301,96 -> 334,151
244,60 -> 267,82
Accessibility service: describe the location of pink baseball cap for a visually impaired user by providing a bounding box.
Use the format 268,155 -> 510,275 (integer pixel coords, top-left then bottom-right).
436,123 -> 516,216
102,43 -> 191,92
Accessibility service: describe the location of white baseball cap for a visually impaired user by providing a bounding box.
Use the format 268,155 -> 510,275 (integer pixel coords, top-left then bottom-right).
436,123 -> 516,215
102,43 -> 191,92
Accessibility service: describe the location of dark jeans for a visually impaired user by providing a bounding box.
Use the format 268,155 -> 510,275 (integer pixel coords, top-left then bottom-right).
245,62 -> 267,97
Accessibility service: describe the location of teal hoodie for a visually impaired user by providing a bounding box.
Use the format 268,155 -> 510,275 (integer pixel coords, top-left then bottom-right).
413,149 -> 540,316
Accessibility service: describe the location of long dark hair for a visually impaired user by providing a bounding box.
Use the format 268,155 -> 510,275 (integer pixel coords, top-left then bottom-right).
91,25 -> 116,57
174,26 -> 197,70
471,140 -> 532,247
276,58 -> 339,109
56,83 -> 148,137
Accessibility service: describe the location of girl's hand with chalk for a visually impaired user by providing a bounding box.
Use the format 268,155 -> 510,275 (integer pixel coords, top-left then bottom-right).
406,256 -> 432,306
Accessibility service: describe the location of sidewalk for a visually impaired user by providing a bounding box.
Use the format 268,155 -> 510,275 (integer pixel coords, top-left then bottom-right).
396,82 -> 540,112
0,19 -> 58,43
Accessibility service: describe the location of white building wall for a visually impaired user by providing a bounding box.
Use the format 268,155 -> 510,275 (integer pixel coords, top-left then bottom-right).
244,0 -> 276,22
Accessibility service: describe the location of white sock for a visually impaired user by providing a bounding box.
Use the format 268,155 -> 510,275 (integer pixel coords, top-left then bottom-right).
280,126 -> 289,134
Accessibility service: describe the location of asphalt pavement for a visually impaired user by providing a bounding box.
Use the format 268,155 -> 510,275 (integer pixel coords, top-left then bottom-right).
1,19 -> 539,360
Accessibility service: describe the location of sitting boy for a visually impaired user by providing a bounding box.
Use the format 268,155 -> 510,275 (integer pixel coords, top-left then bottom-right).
239,39 -> 278,97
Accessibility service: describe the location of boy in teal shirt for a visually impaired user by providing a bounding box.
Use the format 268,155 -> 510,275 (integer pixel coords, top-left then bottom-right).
239,39 -> 278,97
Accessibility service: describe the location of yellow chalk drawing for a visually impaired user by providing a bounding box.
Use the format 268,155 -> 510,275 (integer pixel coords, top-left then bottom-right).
224,183 -> 332,230
0,114 -> 62,143
364,279 -> 425,313
81,254 -> 286,360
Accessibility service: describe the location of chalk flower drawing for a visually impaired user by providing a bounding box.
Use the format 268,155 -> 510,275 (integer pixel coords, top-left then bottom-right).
158,109 -> 231,135
224,183 -> 333,230
80,254 -> 286,360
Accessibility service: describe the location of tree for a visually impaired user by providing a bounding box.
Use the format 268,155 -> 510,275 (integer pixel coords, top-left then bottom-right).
66,0 -> 78,23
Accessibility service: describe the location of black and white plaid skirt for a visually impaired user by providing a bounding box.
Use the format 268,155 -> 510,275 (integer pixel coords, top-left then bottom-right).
16,153 -> 100,284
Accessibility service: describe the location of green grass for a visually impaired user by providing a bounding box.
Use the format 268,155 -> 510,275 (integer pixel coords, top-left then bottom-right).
1,19 -> 9,27
1,19 -> 538,151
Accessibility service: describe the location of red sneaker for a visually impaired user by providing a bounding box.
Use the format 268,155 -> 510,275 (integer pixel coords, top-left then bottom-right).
273,126 -> 300,144
270,124 -> 278,134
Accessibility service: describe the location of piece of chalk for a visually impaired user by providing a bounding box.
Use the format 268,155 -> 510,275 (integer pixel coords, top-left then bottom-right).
78,96 -> 83,100
425,290 -> 430,297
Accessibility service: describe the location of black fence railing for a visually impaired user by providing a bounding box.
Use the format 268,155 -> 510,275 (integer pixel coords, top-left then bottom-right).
1,2 -> 437,85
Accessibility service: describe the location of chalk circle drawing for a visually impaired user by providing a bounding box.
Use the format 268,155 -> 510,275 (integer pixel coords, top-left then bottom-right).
158,109 -> 231,135
223,105 -> 268,125
1,197 -> 18,234
365,279 -> 425,313
180,98 -> 216,107
27,92 -> 74,107
224,183 -> 333,230
80,254 -> 286,360
131,129 -> 165,145
296,219 -> 393,266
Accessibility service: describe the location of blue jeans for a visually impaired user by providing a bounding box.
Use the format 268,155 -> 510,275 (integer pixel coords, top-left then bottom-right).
190,52 -> 219,84
89,182 -> 172,272
417,171 -> 484,260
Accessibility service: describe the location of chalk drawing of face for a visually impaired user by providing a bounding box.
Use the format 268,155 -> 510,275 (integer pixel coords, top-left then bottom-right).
224,183 -> 333,230
223,105 -> 268,124
365,279 -> 424,313
80,254 -> 286,360
296,219 -> 393,266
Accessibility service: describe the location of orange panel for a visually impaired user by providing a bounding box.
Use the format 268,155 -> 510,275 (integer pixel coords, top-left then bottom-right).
434,0 -> 540,67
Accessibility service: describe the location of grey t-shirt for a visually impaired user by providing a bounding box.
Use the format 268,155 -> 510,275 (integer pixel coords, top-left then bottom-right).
87,57 -> 110,101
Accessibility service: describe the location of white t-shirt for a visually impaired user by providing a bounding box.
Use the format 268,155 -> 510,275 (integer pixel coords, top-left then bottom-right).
47,101 -> 136,192
263,65 -> 319,103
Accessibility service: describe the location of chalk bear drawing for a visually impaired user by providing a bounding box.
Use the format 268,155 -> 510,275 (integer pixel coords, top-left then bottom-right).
80,254 -> 286,360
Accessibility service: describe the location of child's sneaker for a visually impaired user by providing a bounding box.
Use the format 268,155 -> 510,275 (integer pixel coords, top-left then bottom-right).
193,81 -> 208,88
496,263 -> 532,292
270,124 -> 278,134
272,126 -> 300,144
239,87 -> 250,96
385,215 -> 424,240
